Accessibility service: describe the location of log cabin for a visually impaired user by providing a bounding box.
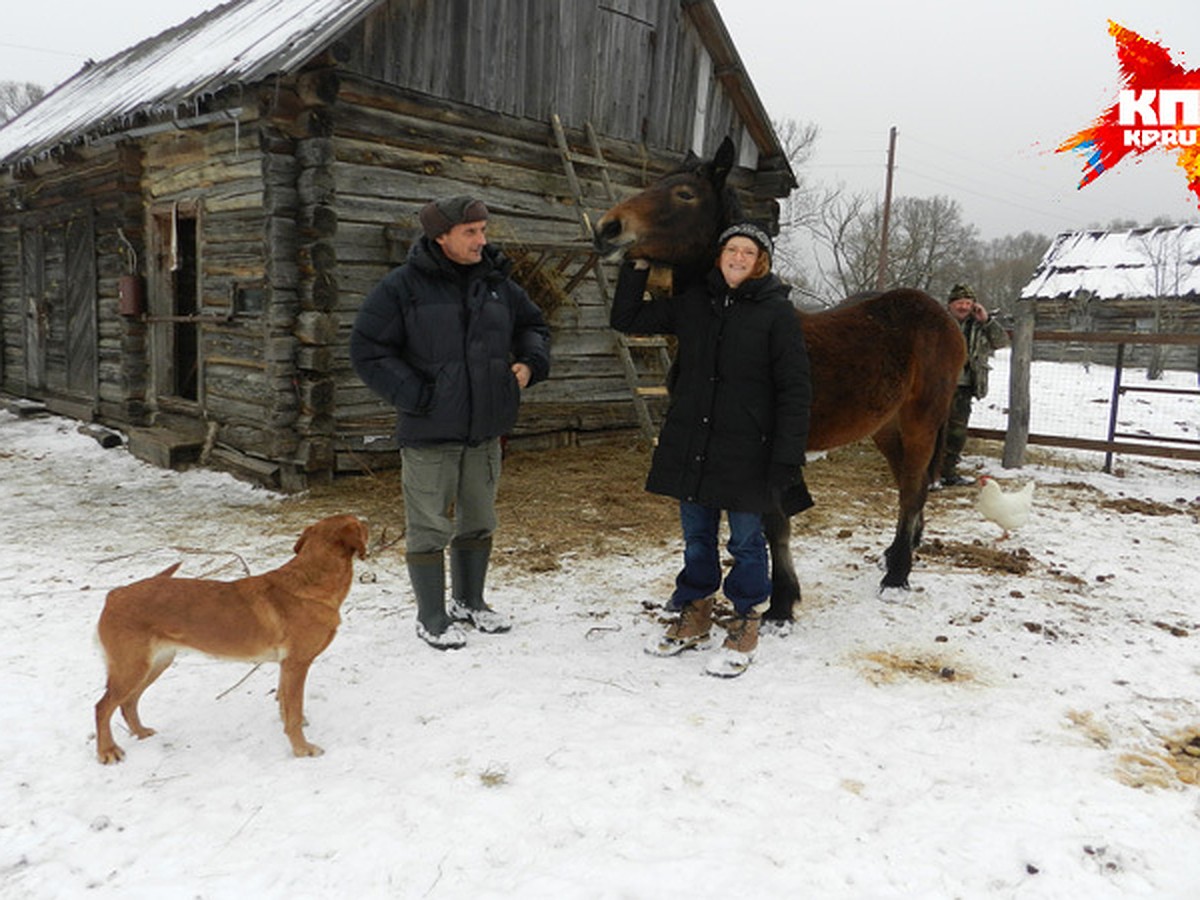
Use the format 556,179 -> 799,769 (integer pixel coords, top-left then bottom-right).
0,0 -> 795,489
1019,225 -> 1200,370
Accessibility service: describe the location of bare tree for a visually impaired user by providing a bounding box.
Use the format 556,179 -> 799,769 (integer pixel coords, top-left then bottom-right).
881,196 -> 978,295
806,187 -> 878,300
770,117 -> 821,293
0,81 -> 46,124
957,231 -> 1052,316
802,192 -> 976,301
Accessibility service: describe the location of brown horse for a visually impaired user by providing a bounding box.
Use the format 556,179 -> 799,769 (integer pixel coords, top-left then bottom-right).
594,139 -> 966,622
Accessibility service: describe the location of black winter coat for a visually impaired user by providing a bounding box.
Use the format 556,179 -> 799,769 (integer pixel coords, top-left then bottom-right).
611,262 -> 812,513
350,239 -> 550,446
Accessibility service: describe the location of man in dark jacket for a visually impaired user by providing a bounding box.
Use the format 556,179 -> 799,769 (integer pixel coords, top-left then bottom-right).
611,222 -> 811,677
937,283 -> 1009,488
351,195 -> 550,649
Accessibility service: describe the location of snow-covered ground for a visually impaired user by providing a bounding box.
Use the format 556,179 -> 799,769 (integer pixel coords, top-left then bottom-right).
2,395 -> 1200,898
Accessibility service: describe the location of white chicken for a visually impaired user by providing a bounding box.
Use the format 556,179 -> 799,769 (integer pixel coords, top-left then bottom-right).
975,475 -> 1035,540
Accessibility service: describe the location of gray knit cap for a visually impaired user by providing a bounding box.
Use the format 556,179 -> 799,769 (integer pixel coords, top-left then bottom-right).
718,222 -> 773,258
419,195 -> 489,240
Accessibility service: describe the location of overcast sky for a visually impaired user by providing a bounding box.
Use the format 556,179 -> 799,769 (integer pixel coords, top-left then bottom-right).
3,0 -> 1198,240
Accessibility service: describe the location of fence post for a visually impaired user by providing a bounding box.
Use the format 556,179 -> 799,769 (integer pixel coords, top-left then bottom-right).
1103,342 -> 1126,473
1002,299 -> 1034,468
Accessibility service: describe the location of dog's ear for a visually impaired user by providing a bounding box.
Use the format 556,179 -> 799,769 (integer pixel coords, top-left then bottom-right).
294,527 -> 311,556
346,518 -> 369,560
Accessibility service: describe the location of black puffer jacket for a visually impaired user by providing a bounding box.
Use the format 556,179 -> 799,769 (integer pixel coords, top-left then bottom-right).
611,262 -> 811,513
350,239 -> 550,446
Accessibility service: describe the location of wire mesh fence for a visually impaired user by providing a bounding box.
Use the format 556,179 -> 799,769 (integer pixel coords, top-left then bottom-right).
969,337 -> 1200,471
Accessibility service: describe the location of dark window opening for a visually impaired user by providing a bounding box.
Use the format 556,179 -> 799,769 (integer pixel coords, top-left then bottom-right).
172,217 -> 199,401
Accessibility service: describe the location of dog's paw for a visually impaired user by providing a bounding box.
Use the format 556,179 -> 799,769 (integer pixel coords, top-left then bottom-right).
292,741 -> 325,758
97,744 -> 126,765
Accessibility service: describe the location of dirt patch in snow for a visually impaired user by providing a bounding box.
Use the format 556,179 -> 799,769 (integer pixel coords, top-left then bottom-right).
266,436 -> 1175,580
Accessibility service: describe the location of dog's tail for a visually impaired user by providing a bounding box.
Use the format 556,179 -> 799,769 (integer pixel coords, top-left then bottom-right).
152,561 -> 183,579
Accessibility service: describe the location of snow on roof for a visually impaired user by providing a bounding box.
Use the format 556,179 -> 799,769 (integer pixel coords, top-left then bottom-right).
1020,224 -> 1200,301
0,0 -> 382,167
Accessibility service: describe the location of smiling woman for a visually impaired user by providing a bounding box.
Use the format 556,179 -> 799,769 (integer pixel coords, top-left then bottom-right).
609,218 -> 812,678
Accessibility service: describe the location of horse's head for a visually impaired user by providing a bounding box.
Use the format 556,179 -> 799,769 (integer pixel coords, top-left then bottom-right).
593,136 -> 740,279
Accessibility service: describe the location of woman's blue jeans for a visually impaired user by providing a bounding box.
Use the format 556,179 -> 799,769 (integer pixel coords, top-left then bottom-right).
670,502 -> 769,616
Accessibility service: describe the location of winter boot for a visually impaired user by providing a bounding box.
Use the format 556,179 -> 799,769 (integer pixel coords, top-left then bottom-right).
940,473 -> 975,488
407,552 -> 466,650
705,609 -> 761,678
447,537 -> 511,633
647,596 -> 714,657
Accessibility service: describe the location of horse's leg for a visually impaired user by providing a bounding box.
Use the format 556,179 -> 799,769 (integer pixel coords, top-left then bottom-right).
872,421 -> 934,590
763,509 -> 800,624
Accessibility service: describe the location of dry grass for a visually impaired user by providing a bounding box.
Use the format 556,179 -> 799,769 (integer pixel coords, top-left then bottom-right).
274,437 -> 1050,578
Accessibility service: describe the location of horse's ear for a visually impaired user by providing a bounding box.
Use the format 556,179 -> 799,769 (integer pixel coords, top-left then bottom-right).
706,136 -> 737,189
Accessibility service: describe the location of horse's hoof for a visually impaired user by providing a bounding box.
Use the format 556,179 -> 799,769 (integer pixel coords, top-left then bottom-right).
877,584 -> 911,604
759,619 -> 793,638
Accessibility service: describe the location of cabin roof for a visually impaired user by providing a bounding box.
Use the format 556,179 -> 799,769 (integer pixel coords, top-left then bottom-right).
0,0 -> 789,178
1020,224 -> 1200,301
0,0 -> 382,166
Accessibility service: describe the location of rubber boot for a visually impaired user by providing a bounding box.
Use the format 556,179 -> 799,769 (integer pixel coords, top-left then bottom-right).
407,551 -> 466,650
448,537 -> 511,633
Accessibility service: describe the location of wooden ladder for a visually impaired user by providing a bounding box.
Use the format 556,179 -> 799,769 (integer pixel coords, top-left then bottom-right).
550,114 -> 671,443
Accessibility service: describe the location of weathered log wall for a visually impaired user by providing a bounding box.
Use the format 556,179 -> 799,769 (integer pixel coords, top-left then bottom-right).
1031,294 -> 1200,369
0,142 -> 147,422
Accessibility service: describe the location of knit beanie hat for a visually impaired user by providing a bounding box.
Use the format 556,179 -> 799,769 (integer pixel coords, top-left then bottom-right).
419,195 -> 489,240
718,222 -> 773,259
947,283 -> 976,302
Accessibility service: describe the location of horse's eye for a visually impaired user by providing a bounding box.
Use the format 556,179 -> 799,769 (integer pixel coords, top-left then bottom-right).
675,188 -> 696,201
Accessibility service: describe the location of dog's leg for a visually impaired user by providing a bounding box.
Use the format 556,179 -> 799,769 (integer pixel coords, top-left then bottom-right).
120,649 -> 175,740
277,659 -> 323,757
95,644 -> 153,764
95,684 -> 128,765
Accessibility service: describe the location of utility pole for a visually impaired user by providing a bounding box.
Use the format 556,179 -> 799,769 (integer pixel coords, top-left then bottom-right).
875,126 -> 897,290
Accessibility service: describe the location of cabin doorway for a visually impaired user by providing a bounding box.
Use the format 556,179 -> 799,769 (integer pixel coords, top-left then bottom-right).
150,203 -> 201,406
19,210 -> 98,412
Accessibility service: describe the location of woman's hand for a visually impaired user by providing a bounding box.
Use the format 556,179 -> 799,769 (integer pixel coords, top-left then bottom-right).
512,362 -> 532,389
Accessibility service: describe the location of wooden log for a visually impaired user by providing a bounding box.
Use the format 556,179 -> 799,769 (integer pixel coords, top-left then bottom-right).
297,377 -> 335,413
296,69 -> 340,107
295,311 -> 337,345
264,185 -> 300,217
296,138 -> 336,168
299,204 -> 338,238
77,423 -> 123,448
297,345 -> 334,372
303,271 -> 340,312
297,168 -> 335,205
300,240 -> 337,275
262,151 -> 298,186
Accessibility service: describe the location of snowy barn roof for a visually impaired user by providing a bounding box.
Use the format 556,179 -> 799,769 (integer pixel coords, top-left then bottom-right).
1020,225 -> 1200,301
0,0 -> 382,167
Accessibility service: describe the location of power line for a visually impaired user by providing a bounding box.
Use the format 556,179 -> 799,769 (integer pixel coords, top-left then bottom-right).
0,41 -> 88,61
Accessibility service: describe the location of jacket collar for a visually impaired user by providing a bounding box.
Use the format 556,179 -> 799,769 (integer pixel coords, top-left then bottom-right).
410,239 -> 511,283
706,268 -> 787,304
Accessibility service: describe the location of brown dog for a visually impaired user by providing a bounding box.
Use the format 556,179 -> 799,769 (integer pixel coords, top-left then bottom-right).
94,514 -> 368,764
